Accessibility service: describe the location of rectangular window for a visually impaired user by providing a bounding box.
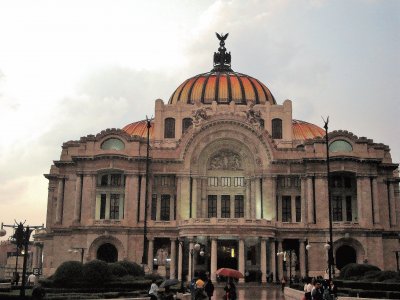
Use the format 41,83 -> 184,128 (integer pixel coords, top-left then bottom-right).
346,196 -> 352,221
221,177 -> 231,187
160,194 -> 170,221
161,176 -> 174,186
234,195 -> 244,218
221,195 -> 231,218
208,195 -> 217,218
110,194 -> 120,219
293,177 -> 300,188
100,194 -> 106,219
208,177 -> 218,187
332,196 -> 343,221
295,196 -> 301,222
233,177 -> 244,187
282,196 -> 291,222
151,194 -> 157,220
110,174 -> 122,186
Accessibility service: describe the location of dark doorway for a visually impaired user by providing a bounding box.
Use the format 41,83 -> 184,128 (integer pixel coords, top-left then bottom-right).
335,245 -> 356,270
97,243 -> 118,262
217,240 -> 238,270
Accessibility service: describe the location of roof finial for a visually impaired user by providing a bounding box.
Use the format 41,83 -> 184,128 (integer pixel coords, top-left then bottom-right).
212,32 -> 232,72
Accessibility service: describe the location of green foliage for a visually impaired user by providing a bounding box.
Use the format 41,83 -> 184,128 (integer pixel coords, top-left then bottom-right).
375,271 -> 400,282
115,260 -> 144,276
82,260 -> 111,286
53,261 -> 83,285
108,263 -> 128,277
340,263 -> 380,279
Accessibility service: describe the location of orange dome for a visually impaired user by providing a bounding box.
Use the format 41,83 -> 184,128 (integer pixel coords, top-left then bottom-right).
292,119 -> 325,140
169,71 -> 276,105
122,120 -> 154,138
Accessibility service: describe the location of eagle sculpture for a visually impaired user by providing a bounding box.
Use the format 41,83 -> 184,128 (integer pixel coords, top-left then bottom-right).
216,32 -> 229,41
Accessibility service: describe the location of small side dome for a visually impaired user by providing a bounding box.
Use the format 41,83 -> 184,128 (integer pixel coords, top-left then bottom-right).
292,120 -> 325,141
122,120 -> 154,138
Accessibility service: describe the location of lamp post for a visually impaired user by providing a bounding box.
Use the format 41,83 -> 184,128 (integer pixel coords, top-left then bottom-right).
323,117 -> 334,281
190,242 -> 204,279
68,247 -> 86,263
0,221 -> 44,297
142,116 -> 152,268
277,250 -> 294,286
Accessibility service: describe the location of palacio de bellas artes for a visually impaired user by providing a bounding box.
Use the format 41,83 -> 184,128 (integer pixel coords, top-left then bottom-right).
34,33 -> 400,283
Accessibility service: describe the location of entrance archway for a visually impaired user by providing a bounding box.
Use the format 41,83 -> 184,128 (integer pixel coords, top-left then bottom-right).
97,243 -> 118,262
217,240 -> 238,270
335,245 -> 356,270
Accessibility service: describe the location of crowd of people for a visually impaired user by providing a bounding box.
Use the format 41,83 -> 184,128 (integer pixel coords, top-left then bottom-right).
303,277 -> 337,300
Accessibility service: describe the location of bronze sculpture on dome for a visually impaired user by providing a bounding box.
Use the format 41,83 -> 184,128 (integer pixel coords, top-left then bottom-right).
213,32 -> 232,71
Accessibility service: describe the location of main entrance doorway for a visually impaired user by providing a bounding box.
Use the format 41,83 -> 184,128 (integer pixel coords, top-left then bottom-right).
217,240 -> 238,270
335,245 -> 356,270
97,243 -> 118,262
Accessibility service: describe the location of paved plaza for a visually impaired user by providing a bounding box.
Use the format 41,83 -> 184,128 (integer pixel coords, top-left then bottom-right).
213,283 -> 284,300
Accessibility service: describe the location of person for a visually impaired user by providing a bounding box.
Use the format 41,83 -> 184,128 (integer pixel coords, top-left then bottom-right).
329,280 -> 337,300
281,276 -> 286,292
224,279 -> 236,300
13,272 -> 20,286
161,286 -> 175,300
304,278 -> 312,300
148,279 -> 158,300
311,281 -> 323,300
204,277 -> 215,300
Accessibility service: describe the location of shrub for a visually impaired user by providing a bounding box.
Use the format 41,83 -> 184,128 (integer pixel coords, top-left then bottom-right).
53,261 -> 83,285
108,263 -> 128,277
82,260 -> 111,286
115,260 -> 144,276
340,263 -> 380,279
375,271 -> 400,282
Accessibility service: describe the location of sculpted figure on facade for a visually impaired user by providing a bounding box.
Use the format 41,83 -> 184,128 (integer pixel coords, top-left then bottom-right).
209,150 -> 242,170
192,107 -> 211,127
155,247 -> 169,266
246,103 -> 263,128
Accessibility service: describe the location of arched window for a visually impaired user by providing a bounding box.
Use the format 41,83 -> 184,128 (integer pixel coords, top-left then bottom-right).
329,140 -> 353,152
272,118 -> 282,139
164,118 -> 175,138
101,138 -> 125,150
182,118 -> 193,134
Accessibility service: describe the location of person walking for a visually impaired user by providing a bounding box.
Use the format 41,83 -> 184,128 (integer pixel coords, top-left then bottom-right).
148,279 -> 158,300
204,277 -> 215,300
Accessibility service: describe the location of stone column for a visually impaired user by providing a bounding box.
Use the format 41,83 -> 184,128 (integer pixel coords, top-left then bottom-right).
255,177 -> 261,219
269,239 -> 276,282
277,240 -> 283,281
261,177 -> 268,219
178,240 -> 183,281
245,178 -> 251,219
131,175 -> 139,224
356,177 -> 363,224
188,239 -> 194,280
73,174 -> 82,223
251,178 -> 256,219
389,182 -> 397,226
147,238 -> 154,273
270,176 -> 277,221
201,178 -> 207,217
301,177 -> 307,224
299,239 -> 306,278
55,178 -> 64,224
372,177 -> 380,224
307,177 -> 314,224
192,177 -> 198,218
260,238 -> 267,283
211,238 -> 217,282
170,239 -> 176,279
238,238 -> 245,283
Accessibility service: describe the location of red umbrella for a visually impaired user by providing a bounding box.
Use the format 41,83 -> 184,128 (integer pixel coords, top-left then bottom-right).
216,268 -> 244,279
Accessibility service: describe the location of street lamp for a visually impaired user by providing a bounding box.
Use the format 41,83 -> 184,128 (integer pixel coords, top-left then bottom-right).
305,240 -> 332,277
190,242 -> 204,279
323,117 -> 335,282
0,221 -> 44,297
277,250 -> 294,286
68,247 -> 86,263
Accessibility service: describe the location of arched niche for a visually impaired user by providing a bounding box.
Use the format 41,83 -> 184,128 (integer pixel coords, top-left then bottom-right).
88,235 -> 125,262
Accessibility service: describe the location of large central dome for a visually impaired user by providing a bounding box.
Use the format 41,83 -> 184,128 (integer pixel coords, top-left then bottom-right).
168,33 -> 276,106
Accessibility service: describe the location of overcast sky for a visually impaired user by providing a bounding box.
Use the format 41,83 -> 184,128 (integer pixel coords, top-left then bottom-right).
0,0 -> 399,239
